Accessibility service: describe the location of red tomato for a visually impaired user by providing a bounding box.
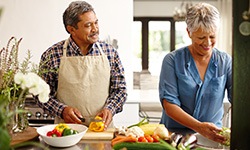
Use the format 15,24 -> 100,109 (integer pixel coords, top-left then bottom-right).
152,134 -> 160,142
46,131 -> 54,136
52,129 -> 62,137
138,136 -> 148,142
144,135 -> 154,143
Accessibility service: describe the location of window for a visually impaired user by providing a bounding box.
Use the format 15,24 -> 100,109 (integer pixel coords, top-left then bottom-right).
133,17 -> 190,89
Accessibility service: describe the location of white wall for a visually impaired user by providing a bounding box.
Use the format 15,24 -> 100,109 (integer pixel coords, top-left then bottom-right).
0,0 -> 134,91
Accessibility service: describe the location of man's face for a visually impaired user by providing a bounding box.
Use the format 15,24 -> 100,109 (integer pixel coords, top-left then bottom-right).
70,11 -> 99,45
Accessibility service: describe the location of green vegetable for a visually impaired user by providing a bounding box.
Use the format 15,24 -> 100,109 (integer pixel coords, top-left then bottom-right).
219,127 -> 230,146
128,117 -> 149,128
113,140 -> 176,150
62,128 -> 78,136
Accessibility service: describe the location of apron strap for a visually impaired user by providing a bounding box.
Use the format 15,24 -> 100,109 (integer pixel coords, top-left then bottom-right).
63,39 -> 69,57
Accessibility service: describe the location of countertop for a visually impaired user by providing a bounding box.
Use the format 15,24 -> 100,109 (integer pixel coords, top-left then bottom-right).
13,128 -> 195,150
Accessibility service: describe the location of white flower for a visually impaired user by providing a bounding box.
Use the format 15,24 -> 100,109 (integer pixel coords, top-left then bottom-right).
14,72 -> 50,103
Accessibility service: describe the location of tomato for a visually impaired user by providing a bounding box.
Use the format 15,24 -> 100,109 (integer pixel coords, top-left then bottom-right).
52,129 -> 62,137
144,134 -> 154,143
46,131 -> 54,137
46,129 -> 62,137
152,134 -> 160,142
138,136 -> 148,142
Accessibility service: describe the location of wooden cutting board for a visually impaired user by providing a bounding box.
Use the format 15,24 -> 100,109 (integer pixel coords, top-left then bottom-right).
81,128 -> 115,140
10,127 -> 39,146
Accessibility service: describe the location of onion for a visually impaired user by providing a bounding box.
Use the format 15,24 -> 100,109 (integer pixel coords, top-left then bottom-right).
153,125 -> 169,139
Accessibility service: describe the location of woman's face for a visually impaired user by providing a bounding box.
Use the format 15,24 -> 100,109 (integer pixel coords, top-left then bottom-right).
188,27 -> 216,56
69,11 -> 99,45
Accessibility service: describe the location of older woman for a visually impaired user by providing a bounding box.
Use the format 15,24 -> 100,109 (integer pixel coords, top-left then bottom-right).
159,3 -> 231,144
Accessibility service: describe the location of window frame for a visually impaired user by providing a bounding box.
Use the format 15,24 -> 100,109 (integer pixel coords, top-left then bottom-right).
133,17 -> 176,71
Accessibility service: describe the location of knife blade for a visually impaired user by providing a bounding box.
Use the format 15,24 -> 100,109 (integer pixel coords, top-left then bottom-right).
79,117 -> 103,123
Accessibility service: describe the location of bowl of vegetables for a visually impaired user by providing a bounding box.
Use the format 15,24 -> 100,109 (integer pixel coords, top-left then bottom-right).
36,123 -> 88,147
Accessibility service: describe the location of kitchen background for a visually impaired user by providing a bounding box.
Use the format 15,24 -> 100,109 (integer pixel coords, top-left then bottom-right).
0,0 -> 249,148
0,0 -> 232,126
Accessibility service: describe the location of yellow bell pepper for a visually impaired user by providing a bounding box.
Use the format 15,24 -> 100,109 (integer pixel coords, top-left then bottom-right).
55,123 -> 69,134
89,116 -> 105,132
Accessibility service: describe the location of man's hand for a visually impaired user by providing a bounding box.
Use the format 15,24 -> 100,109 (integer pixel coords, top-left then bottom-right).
96,108 -> 113,130
62,106 -> 82,124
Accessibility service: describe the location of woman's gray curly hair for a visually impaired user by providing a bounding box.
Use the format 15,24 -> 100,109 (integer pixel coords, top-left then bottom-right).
186,3 -> 220,34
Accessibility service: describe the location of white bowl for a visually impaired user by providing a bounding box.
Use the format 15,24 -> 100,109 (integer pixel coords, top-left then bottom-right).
37,124 -> 88,147
194,133 -> 230,150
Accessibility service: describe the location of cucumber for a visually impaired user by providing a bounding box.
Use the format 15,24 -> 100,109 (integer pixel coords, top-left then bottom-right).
113,142 -> 177,150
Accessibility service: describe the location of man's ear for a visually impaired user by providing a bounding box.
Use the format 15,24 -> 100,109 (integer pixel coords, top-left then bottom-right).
67,26 -> 75,35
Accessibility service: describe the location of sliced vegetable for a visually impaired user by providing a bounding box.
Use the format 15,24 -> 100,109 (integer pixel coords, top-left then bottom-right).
89,116 -> 105,132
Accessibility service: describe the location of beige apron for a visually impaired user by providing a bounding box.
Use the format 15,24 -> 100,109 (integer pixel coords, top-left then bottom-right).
55,38 -> 110,126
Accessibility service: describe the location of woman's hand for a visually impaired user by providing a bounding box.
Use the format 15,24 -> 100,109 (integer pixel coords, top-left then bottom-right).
62,106 -> 82,124
96,108 -> 113,130
196,122 -> 226,144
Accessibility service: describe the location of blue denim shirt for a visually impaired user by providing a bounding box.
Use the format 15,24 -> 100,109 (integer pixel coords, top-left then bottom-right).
159,46 -> 232,129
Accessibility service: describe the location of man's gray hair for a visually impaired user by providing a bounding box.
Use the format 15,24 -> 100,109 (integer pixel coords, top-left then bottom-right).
186,3 -> 220,34
63,1 -> 94,33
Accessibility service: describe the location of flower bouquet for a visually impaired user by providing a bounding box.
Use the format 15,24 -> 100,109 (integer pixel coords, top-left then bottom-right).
0,37 -> 50,150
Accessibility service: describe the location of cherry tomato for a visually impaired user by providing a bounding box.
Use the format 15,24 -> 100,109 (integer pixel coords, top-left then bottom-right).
145,134 -> 154,143
152,134 -> 160,142
46,131 -> 54,136
138,136 -> 148,142
52,129 -> 62,137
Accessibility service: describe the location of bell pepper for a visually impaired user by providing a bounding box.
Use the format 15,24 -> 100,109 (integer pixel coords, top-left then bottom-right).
55,123 -> 69,134
62,128 -> 78,136
89,116 -> 105,132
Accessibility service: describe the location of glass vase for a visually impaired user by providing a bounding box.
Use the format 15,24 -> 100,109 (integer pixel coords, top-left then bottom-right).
13,97 -> 29,133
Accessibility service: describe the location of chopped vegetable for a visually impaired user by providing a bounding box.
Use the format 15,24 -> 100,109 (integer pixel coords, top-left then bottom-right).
89,116 -> 105,132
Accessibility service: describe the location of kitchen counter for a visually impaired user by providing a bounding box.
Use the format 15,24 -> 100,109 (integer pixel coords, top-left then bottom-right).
13,128 -> 196,150
13,127 -> 228,150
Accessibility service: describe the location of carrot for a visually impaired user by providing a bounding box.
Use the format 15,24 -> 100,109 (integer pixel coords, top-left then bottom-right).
111,135 -> 137,146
